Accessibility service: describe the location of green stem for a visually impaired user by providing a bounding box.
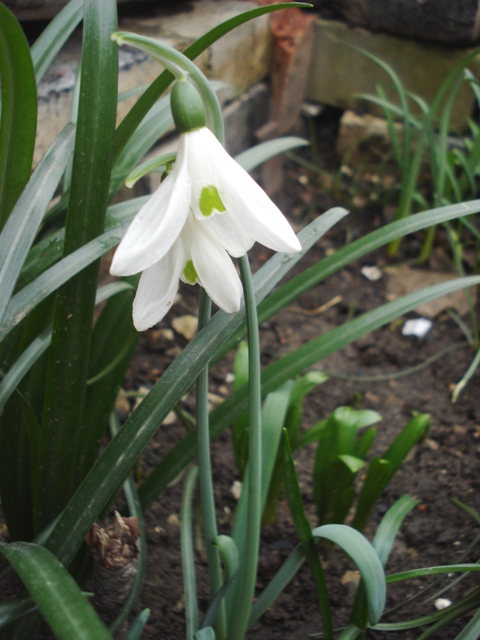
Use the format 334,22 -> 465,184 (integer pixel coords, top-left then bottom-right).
230,255 -> 262,640
196,289 -> 226,639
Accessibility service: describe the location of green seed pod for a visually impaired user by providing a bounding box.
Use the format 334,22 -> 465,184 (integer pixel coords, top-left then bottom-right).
170,80 -> 206,133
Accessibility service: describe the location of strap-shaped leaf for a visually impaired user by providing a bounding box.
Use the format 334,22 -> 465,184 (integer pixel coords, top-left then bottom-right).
31,0 -> 83,84
202,536 -> 239,630
124,609 -> 151,640
34,0 -> 119,532
311,525 -> 385,625
372,495 -> 420,567
0,4 -> 37,229
0,124 -> 75,324
283,433 -> 334,639
0,542 -> 112,640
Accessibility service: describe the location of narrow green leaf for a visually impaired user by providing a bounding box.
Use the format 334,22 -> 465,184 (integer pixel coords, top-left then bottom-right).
338,624 -> 363,640
202,536 -> 239,630
0,597 -> 36,628
235,137 -> 309,171
0,124 -> 75,323
372,495 -> 420,567
124,609 -> 150,640
454,607 -> 480,640
387,564 -> 480,583
283,434 -> 334,639
311,524 -> 386,624
221,200 -> 480,360
249,545 -> 305,625
0,542 -> 112,639
195,628 -> 216,640
351,459 -> 392,532
35,0 -> 118,531
181,467 -> 199,640
30,0 -> 83,84
383,414 -> 430,474
0,326 -> 51,411
0,5 -> 37,229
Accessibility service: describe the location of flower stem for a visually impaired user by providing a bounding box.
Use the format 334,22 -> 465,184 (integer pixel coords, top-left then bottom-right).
196,288 -> 226,639
230,255 -> 262,640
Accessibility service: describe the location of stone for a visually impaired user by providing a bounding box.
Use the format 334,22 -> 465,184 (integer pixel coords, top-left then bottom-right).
385,265 -> 477,317
336,109 -> 403,163
307,18 -> 480,130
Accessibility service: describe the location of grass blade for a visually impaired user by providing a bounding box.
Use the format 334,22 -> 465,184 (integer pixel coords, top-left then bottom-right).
0,124 -> 75,323
283,433 -> 334,639
0,542 -> 112,639
30,0 -> 83,85
34,0 -> 118,531
0,5 -> 37,229
181,467 -> 199,640
311,524 -> 385,625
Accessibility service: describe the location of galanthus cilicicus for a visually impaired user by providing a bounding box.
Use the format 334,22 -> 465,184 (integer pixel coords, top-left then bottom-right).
110,79 -> 302,331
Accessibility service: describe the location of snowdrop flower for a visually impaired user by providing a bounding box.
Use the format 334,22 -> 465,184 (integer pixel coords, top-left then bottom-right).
110,79 -> 301,331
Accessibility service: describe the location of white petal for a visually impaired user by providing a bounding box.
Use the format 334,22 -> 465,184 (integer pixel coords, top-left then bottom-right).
110,137 -> 191,277
200,212 -> 254,258
187,219 -> 243,314
132,239 -> 184,331
186,127 -> 301,254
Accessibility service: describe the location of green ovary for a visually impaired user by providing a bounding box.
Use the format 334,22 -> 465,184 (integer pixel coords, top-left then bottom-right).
199,185 -> 226,217
183,260 -> 198,284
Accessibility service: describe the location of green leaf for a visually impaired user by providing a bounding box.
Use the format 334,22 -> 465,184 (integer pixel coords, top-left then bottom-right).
202,536 -> 239,630
181,467 -> 199,640
283,433 -> 334,639
124,609 -> 150,640
195,628 -> 216,640
351,459 -> 393,533
34,0 -> 119,532
235,137 -> 309,172
454,607 -> 480,640
372,495 -> 420,567
338,625 -> 363,640
311,524 -> 386,624
0,124 -> 75,324
30,0 -> 83,85
0,542 -> 112,639
0,326 -> 51,411
249,545 -> 305,626
0,597 -> 36,628
383,413 -> 430,474
0,4 -> 37,229
387,563 -> 480,583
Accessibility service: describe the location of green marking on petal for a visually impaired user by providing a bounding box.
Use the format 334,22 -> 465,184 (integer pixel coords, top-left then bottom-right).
199,185 -> 226,217
183,260 -> 198,284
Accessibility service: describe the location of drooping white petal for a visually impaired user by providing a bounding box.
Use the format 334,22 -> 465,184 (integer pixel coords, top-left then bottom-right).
186,219 -> 243,314
110,137 -> 190,277
132,238 -> 184,331
185,127 -> 302,254
199,211 -> 254,258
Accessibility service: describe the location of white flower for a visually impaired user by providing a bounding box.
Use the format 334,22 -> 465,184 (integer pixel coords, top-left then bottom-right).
110,126 -> 301,331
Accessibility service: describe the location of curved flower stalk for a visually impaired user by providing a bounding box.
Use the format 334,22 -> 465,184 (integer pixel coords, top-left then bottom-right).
110,80 -> 301,331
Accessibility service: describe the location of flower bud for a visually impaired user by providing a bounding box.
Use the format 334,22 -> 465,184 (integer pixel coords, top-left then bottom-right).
170,80 -> 206,133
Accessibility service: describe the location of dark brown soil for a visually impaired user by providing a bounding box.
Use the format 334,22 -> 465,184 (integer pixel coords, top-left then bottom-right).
126,231 -> 480,639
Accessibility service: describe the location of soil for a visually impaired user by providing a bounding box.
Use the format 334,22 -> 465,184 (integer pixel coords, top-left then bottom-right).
1,110 -> 480,639
116,110 -> 480,639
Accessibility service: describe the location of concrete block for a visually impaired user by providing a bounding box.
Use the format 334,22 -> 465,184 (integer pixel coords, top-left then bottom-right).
35,0 -> 271,165
307,18 -> 480,130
